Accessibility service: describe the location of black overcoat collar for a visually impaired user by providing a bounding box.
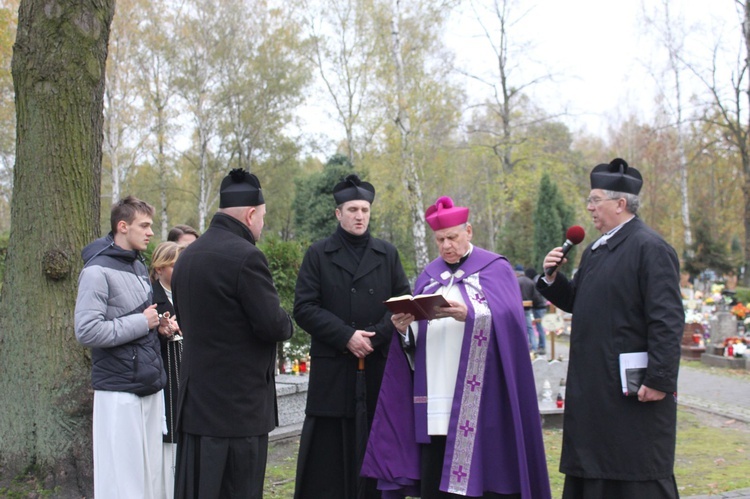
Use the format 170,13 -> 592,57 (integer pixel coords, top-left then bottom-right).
209,212 -> 256,245
597,216 -> 641,252
324,229 -> 387,283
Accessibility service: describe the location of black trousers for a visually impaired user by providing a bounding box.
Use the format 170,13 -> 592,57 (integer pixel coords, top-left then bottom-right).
562,474 -> 680,499
294,416 -> 381,499
174,432 -> 268,499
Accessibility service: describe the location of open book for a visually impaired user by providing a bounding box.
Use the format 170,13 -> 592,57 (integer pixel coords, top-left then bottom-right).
384,293 -> 450,321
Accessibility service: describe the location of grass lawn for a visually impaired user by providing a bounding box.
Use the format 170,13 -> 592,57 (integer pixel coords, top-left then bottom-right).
680,357 -> 750,380
265,405 -> 750,498
3,404 -> 746,497
543,407 -> 750,497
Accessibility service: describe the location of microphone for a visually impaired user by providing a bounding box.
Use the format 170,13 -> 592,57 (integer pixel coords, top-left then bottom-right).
545,225 -> 585,276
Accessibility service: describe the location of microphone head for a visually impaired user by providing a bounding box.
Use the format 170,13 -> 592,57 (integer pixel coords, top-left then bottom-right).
566,225 -> 586,245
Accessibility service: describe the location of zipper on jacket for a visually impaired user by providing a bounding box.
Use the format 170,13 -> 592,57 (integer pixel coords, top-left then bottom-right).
132,347 -> 138,382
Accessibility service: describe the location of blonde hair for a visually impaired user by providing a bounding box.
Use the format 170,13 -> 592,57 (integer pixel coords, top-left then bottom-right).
149,241 -> 185,281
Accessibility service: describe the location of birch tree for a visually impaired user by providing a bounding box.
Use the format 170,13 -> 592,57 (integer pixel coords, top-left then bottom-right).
461,0 -> 552,252
173,0 -> 224,231
133,0 -> 180,239
0,1 -> 19,232
216,0 -> 310,172
690,0 -> 750,284
303,0 -> 381,162
103,0 -> 146,206
377,0 -> 461,271
389,0 -> 429,270
643,0 -> 694,255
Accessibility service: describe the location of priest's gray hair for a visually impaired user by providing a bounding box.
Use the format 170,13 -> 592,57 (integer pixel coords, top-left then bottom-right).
603,190 -> 640,215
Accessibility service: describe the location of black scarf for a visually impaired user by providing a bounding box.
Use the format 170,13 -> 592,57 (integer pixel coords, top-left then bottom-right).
337,224 -> 370,263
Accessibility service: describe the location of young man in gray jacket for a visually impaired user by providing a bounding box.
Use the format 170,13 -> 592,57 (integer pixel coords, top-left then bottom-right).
75,196 -> 167,499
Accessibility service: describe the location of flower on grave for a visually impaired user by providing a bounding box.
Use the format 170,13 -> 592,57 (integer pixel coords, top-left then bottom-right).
723,336 -> 748,347
685,310 -> 704,324
730,302 -> 750,320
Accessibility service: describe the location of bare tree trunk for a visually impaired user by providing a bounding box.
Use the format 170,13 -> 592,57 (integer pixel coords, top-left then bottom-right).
390,0 -> 428,270
305,0 -> 376,164
0,1 -> 115,495
198,123 -> 210,232
157,106 -> 168,239
741,0 -> 750,285
471,0 -> 521,253
104,86 -> 121,202
660,0 -> 693,254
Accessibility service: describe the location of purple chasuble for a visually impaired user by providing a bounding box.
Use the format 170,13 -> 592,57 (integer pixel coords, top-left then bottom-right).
361,247 -> 551,498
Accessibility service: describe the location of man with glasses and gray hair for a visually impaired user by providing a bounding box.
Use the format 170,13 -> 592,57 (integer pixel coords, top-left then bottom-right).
538,158 -> 684,499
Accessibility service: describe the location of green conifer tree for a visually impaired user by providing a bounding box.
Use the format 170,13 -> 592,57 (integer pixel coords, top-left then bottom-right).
293,154 -> 357,242
532,173 -> 575,276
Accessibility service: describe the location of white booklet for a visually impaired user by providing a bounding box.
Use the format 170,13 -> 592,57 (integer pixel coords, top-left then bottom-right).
619,352 -> 648,396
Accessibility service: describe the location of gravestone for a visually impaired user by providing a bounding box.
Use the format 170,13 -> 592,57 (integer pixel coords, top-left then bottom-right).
274,374 -> 309,427
701,310 -> 749,370
708,311 -> 737,354
680,323 -> 706,359
531,357 -> 568,415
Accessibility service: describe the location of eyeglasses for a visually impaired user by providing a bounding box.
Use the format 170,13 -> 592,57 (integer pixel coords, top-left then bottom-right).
586,196 -> 618,206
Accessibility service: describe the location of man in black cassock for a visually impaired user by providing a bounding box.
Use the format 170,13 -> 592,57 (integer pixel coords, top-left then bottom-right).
293,174 -> 411,499
171,169 -> 294,499
537,158 -> 684,499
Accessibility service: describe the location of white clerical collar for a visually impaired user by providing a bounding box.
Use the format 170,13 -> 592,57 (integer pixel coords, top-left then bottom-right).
592,216 -> 635,250
439,244 -> 474,281
463,244 -> 474,259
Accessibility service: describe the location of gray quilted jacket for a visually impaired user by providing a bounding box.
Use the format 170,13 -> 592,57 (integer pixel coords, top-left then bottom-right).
74,234 -> 166,396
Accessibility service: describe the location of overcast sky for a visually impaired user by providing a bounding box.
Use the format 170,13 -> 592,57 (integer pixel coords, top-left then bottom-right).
444,0 -> 743,136
295,1 -> 743,155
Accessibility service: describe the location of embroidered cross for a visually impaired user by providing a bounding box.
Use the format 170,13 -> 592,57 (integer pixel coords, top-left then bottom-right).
466,375 -> 481,392
473,329 -> 488,347
452,465 -> 468,483
473,292 -> 486,304
459,419 -> 475,437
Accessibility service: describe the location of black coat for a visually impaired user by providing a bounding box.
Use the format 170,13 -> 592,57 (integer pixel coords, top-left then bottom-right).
153,280 -> 180,443
294,230 -> 411,418
538,217 -> 684,480
517,274 -> 544,309
172,213 -> 293,438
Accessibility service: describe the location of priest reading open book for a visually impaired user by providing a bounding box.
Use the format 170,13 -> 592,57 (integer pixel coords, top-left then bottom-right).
384,293 -> 450,321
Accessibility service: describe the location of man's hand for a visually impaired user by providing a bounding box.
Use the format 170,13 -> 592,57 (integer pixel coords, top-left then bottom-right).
392,313 -> 415,333
347,330 -> 375,358
542,247 -> 565,282
157,312 -> 180,338
144,304 -> 160,329
432,300 -> 467,322
637,384 -> 667,402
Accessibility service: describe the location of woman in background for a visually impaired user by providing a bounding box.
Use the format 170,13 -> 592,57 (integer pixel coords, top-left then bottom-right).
167,224 -> 200,246
150,241 -> 185,499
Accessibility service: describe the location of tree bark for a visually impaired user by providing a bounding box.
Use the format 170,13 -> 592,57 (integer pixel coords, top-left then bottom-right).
0,0 -> 114,494
743,0 -> 750,285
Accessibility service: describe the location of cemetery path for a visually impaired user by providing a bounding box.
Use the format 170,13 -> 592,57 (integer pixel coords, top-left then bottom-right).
549,336 -> 750,498
677,365 -> 750,423
549,336 -> 750,422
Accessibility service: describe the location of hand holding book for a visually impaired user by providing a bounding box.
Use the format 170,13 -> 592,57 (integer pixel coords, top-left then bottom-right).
384,293 -> 452,322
